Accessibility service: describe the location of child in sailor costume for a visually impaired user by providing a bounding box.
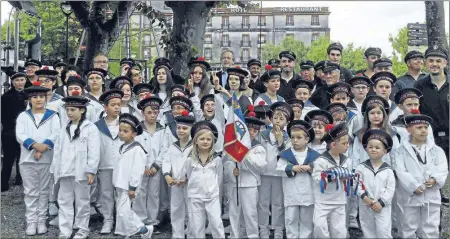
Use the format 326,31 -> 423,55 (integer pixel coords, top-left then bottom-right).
290,79 -> 318,120
192,94 -> 225,153
94,89 -> 124,234
288,98 -> 304,121
256,101 -> 293,238
390,88 -> 434,143
130,83 -> 155,122
370,72 -> 399,114
16,83 -> 61,236
355,129 -> 396,238
254,69 -> 285,106
327,82 -> 363,136
50,92 -> 100,238
351,95 -> 400,169
185,121 -> 225,238
391,113 -> 448,239
152,58 -> 176,122
277,120 -> 320,238
52,75 -> 103,126
347,76 -> 371,114
224,108 -> 268,239
159,84 -> 191,127
304,110 -> 333,154
112,113 -> 154,238
133,95 -> 165,228
311,123 -> 351,239
109,76 -> 137,115
162,111 -> 195,238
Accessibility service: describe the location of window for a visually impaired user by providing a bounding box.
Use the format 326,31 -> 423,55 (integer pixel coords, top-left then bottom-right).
205,34 -> 212,44
241,34 -> 250,47
205,48 -> 212,60
258,16 -> 266,26
311,15 -> 320,26
241,48 -> 250,62
143,17 -> 151,28
242,16 -> 250,28
221,34 -> 230,47
311,33 -> 319,43
144,35 -> 151,46
257,34 -> 266,44
222,16 -> 229,28
144,48 -> 151,59
286,15 -> 294,26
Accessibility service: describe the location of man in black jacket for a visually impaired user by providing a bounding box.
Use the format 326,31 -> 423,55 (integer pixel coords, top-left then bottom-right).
278,50 -> 301,101
327,43 -> 353,81
310,61 -> 341,109
1,72 -> 28,191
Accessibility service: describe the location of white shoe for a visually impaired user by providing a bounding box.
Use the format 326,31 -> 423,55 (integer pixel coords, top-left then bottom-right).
74,230 -> 89,239
26,223 -> 37,236
100,221 -> 114,234
221,212 -> 229,220
140,225 -> 154,238
259,228 -> 270,238
37,222 -> 48,234
49,216 -> 59,227
224,225 -> 231,234
49,202 -> 59,216
274,229 -> 284,238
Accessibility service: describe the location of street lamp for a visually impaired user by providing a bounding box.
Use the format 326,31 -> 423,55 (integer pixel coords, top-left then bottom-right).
60,2 -> 73,62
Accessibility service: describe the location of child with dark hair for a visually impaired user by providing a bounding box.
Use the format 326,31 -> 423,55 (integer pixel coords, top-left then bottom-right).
51,91 -> 101,238
16,82 -> 61,236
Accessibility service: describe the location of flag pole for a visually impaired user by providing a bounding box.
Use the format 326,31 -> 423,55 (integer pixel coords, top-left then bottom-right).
235,162 -> 239,206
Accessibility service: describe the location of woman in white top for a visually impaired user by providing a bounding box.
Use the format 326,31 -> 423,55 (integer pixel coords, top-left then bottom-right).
109,76 -> 136,115
152,58 -> 175,121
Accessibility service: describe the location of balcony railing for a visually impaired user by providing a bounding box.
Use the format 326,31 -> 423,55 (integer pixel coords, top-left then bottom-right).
204,39 -> 213,44
257,22 -> 267,26
221,41 -> 231,47
221,24 -> 229,29
241,41 -> 251,47
241,23 -> 250,29
241,57 -> 250,62
257,40 -> 266,44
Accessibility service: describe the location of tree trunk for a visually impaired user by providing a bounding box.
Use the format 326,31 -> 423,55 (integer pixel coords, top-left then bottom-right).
425,1 -> 449,49
70,1 -> 135,70
166,1 -> 214,77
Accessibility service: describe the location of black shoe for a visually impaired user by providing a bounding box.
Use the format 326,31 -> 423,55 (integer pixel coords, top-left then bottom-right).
153,225 -> 162,235
14,175 -> 22,185
1,185 -> 9,192
441,194 -> 449,205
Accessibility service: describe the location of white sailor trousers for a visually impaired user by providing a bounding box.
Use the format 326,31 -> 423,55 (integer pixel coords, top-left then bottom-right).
359,204 -> 392,238
159,173 -> 171,211
20,163 -> 51,224
134,171 -> 161,225
97,169 -> 115,222
285,204 -> 314,239
188,196 -> 225,239
170,185 -> 189,238
313,203 -> 347,239
58,177 -> 90,237
229,187 -> 259,238
257,175 -> 285,233
49,173 -> 60,202
400,204 -> 441,239
115,188 -> 145,236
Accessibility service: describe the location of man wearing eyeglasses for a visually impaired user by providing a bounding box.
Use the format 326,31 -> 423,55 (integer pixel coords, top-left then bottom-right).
327,43 -> 353,81
93,53 -> 112,89
310,61 -> 341,109
24,59 -> 42,88
355,47 -> 382,79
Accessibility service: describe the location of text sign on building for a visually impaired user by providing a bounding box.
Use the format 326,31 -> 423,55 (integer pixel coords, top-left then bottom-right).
407,31 -> 427,39
280,7 -> 323,12
407,23 -> 427,30
230,8 -> 247,13
408,39 -> 428,46
407,23 -> 428,46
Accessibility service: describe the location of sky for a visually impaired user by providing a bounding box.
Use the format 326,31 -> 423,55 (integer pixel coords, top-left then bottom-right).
1,1 -> 449,57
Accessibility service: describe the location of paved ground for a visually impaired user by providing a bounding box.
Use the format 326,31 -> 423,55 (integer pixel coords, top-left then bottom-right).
1,164 -> 449,238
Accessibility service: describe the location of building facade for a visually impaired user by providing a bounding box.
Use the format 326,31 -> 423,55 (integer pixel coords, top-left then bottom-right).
129,3 -> 330,69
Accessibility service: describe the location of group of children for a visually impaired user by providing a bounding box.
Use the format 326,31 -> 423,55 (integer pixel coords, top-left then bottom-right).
13,54 -> 448,239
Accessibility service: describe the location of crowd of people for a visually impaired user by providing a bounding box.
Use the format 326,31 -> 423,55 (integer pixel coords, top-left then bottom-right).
1,41 -> 449,239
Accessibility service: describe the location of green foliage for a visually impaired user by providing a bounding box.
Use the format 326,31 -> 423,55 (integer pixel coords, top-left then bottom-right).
389,27 -> 410,76
263,35 -> 367,73
262,36 -> 309,72
1,0 -> 83,64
